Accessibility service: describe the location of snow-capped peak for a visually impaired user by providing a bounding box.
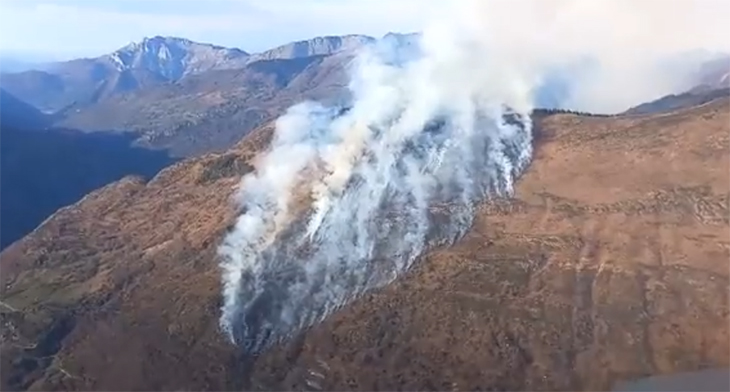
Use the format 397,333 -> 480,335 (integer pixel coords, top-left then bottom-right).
103,36 -> 250,80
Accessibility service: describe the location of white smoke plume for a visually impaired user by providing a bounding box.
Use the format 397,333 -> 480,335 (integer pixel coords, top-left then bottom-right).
452,0 -> 730,113
217,0 -> 728,352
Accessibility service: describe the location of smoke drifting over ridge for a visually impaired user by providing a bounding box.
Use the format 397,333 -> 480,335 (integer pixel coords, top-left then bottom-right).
218,0 -> 728,352
455,0 -> 730,113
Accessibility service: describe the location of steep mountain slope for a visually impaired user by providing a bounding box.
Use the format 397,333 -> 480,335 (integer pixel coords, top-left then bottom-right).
0,125 -> 176,251
57,53 -> 354,157
1,97 -> 727,391
0,37 -> 250,113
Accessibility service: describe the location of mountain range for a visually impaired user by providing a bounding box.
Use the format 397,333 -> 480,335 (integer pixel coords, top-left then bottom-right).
1,34 -> 381,113
0,32 -> 728,391
0,34 -> 410,157
2,33 -> 726,157
0,34 -> 416,253
0,33 -> 726,254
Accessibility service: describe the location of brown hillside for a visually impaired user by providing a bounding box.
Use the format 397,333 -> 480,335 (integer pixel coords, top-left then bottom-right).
1,98 -> 728,391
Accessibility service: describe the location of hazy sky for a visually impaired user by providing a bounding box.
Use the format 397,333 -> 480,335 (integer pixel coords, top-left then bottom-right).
0,0 -> 445,60
0,0 -> 727,62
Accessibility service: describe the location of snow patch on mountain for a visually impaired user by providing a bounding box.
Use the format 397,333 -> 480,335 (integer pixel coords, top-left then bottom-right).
103,36 -> 250,80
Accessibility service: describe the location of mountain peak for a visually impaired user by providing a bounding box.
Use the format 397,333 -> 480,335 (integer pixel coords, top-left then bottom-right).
122,36 -> 216,51
143,35 -> 189,43
105,36 -> 249,80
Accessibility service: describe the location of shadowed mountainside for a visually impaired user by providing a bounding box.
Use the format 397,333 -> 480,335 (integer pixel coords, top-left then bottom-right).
0,90 -> 177,250
0,125 -> 176,250
0,97 -> 728,391
0,89 -> 51,130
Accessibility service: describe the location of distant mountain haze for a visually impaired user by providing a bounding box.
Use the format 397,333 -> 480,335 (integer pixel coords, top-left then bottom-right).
626,56 -> 730,115
692,55 -> 730,91
0,58 -> 48,73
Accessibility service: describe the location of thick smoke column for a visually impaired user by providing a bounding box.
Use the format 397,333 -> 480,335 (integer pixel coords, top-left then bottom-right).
218,7 -> 538,353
